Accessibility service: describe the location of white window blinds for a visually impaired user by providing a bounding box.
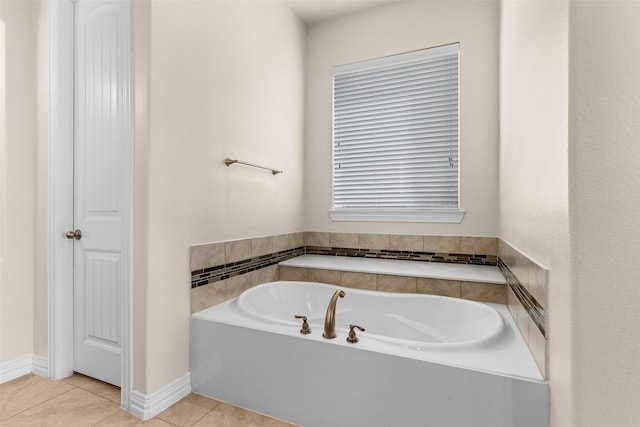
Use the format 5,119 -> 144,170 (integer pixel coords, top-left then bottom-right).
331,43 -> 461,222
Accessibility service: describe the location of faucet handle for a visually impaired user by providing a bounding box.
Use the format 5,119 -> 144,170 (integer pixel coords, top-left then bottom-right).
294,315 -> 312,335
347,324 -> 365,344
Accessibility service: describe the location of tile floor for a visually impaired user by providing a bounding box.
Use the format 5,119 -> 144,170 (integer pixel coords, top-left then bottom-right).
0,373 -> 295,426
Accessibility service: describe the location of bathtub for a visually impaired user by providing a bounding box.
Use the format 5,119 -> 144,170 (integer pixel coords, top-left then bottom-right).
190,281 -> 548,427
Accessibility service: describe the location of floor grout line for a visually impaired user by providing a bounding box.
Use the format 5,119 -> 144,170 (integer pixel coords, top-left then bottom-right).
2,375 -> 291,426
0,384 -> 77,423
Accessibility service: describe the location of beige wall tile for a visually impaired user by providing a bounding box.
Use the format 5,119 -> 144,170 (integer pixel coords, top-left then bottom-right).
308,269 -> 342,285
507,285 -> 519,322
511,251 -> 527,292
225,239 -> 252,264
460,282 -> 506,304
251,236 -> 274,258
377,274 -> 417,293
522,258 -> 534,293
190,242 -> 225,271
273,233 -> 302,252
390,234 -> 424,252
330,232 -> 358,248
341,271 -> 377,290
290,231 -> 304,248
530,266 -> 547,309
423,236 -> 460,253
358,233 -> 390,250
416,278 -> 461,298
515,300 -> 530,340
191,282 -> 226,314
305,231 -> 330,247
459,236 -> 498,255
252,265 -> 278,286
527,316 -> 547,378
279,266 -> 309,281
225,274 -> 253,300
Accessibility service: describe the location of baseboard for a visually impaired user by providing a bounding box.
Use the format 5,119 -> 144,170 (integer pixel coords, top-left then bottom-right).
32,354 -> 49,378
0,354 -> 34,384
129,372 -> 191,420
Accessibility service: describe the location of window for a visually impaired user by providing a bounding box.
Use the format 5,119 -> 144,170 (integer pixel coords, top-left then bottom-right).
330,43 -> 464,223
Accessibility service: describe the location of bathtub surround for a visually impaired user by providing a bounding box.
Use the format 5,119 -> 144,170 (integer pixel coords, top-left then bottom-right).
304,246 -> 496,266
191,247 -> 304,289
498,240 -> 547,377
280,251 -> 506,300
189,233 -> 550,380
190,232 -> 503,313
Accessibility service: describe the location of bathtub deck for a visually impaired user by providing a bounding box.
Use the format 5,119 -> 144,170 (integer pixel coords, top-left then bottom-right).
279,254 -> 506,284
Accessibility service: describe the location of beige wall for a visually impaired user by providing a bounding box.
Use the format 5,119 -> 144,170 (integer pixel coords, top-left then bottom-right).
569,2 -> 640,425
134,0 -> 306,394
0,0 -> 37,364
304,1 -> 500,236
499,1 -> 570,425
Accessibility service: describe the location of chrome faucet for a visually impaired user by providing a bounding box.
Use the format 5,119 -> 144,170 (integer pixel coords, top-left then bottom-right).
323,289 -> 345,339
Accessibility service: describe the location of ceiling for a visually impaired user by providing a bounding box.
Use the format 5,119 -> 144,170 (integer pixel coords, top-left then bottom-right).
285,0 -> 401,25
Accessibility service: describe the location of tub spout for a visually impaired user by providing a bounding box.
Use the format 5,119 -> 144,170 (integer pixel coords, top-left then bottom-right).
323,289 -> 345,339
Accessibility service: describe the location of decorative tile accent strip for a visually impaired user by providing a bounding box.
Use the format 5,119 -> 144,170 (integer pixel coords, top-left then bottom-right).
191,247 -> 304,288
498,259 -> 546,337
305,246 -> 497,266
191,243 -> 497,289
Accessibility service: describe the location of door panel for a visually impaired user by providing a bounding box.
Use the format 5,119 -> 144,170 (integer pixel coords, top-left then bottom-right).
74,0 -> 130,387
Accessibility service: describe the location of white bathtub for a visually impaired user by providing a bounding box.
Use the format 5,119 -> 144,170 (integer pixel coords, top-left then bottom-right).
190,281 -> 548,427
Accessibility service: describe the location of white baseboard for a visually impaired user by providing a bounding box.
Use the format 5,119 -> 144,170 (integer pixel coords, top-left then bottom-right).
129,372 -> 191,420
32,354 -> 49,378
0,354 -> 50,384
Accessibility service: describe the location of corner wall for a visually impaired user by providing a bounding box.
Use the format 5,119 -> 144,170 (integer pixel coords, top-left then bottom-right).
0,0 -> 37,366
569,2 -> 640,424
499,1 -> 570,425
134,0 -> 306,394
304,1 -> 499,236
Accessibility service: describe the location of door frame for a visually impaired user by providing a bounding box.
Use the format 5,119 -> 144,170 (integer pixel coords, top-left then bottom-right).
48,0 -> 133,410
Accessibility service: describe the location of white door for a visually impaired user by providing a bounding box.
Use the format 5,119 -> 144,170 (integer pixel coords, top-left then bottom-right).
72,0 -> 131,387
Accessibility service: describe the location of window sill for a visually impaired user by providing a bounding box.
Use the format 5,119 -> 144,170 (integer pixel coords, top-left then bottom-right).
328,209 -> 465,224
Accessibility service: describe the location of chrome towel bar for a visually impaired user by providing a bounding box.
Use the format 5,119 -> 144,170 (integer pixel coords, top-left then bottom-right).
224,158 -> 283,175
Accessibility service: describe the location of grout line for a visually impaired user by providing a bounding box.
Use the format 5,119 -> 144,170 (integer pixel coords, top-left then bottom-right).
88,405 -> 126,427
0,384 -> 78,423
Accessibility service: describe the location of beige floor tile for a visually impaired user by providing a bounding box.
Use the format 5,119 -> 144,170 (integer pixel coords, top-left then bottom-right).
0,374 -> 74,421
157,400 -> 210,426
61,372 -> 93,388
192,403 -> 289,427
94,410 -> 176,426
79,377 -> 121,403
0,388 -> 119,427
181,393 -> 222,411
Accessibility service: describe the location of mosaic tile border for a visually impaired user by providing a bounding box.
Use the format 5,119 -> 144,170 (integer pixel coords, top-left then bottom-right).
498,258 -> 545,337
306,246 -> 497,266
191,244 -> 497,289
191,247 -> 304,288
